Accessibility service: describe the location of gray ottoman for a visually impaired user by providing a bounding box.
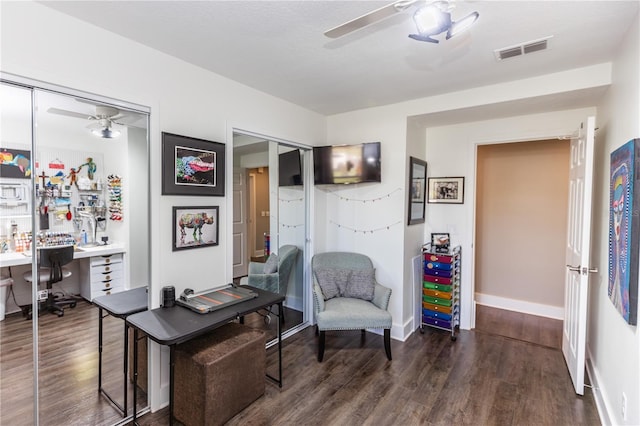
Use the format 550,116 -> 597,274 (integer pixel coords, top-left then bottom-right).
174,322 -> 266,426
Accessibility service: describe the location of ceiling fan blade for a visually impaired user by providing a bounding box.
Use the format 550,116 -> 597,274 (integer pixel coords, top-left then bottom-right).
324,0 -> 416,38
47,107 -> 93,120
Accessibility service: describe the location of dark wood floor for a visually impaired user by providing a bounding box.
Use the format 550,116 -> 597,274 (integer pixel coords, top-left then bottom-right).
1,302 -> 599,426
136,306 -> 599,426
475,304 -> 563,349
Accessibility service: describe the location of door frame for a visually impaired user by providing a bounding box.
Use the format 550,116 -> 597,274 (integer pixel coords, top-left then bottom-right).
469,131 -> 591,330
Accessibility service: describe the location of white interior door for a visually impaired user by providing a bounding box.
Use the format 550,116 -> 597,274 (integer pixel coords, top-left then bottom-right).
562,115 -> 596,395
233,167 -> 248,278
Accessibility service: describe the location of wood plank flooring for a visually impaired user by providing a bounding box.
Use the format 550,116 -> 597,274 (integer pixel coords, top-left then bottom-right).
1,302 -> 599,426
136,308 -> 599,426
475,304 -> 563,349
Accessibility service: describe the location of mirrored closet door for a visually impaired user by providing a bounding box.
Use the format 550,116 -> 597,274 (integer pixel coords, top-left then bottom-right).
0,78 -> 150,426
232,132 -> 311,342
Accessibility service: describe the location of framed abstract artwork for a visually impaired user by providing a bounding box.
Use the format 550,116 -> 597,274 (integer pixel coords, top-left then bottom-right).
162,132 -> 225,196
172,206 -> 219,251
0,147 -> 32,179
608,138 -> 639,325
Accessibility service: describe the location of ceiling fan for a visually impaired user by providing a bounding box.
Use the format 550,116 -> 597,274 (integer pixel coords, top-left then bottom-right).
324,0 -> 479,43
47,103 -> 137,138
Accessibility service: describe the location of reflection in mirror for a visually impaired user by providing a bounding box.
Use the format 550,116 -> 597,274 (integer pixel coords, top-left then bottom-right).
0,82 -> 150,425
0,81 -> 36,425
232,132 -> 308,343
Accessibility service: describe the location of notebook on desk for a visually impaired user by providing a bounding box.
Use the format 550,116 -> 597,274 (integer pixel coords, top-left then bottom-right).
176,284 -> 258,314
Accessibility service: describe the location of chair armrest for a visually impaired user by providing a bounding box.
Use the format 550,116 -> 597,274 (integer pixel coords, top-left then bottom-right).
248,262 -> 264,275
312,282 -> 325,314
372,282 -> 392,310
248,273 -> 279,294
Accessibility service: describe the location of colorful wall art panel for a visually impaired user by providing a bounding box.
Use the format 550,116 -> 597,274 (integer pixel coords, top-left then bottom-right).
608,138 -> 640,325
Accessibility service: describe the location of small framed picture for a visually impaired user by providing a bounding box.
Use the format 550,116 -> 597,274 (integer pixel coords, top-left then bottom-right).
431,232 -> 450,253
172,206 -> 219,251
428,177 -> 465,204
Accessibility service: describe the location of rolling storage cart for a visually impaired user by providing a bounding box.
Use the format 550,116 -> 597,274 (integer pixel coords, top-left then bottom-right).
420,244 -> 460,341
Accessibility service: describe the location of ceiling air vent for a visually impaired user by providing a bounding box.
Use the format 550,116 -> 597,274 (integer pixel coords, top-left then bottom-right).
494,36 -> 553,61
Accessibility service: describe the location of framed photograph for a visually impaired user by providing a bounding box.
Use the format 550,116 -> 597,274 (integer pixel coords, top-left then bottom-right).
0,147 -> 32,179
162,132 -> 225,196
172,206 -> 219,251
428,176 -> 465,204
431,232 -> 450,254
408,157 -> 427,225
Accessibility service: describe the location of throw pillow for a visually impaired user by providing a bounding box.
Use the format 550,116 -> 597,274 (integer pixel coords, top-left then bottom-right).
343,268 -> 375,301
315,268 -> 350,300
263,254 -> 279,274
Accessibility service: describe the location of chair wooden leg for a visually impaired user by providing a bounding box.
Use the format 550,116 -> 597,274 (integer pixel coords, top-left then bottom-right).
384,329 -> 392,361
318,331 -> 325,362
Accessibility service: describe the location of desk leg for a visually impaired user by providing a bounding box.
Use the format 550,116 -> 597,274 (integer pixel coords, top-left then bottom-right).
123,322 -> 129,417
132,328 -> 138,425
170,345 -> 175,426
98,307 -> 103,392
278,301 -> 283,388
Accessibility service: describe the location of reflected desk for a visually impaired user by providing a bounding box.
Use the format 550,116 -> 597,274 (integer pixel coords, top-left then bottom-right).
126,286 -> 284,426
93,286 -> 148,417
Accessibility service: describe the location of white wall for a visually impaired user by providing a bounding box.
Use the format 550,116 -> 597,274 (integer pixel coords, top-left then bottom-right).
587,12 -> 640,426
1,0 -> 326,411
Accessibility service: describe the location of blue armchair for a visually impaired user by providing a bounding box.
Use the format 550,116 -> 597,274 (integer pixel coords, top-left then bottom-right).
246,245 -> 299,324
312,252 -> 392,362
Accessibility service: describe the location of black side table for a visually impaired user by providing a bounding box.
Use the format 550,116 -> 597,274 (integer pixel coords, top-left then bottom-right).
93,286 -> 148,417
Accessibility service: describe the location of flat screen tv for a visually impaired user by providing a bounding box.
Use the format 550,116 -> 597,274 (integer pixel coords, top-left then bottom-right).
279,149 -> 303,186
313,142 -> 381,185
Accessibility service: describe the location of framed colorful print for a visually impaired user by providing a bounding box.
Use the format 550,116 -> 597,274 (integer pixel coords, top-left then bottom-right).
0,147 -> 32,179
172,206 -> 219,251
408,157 -> 427,225
428,176 -> 464,204
162,132 -> 225,196
608,138 -> 640,325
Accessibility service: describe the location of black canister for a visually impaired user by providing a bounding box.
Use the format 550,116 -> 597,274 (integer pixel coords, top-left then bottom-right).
162,285 -> 176,308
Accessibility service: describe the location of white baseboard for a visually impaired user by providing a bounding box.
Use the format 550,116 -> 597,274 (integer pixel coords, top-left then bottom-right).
585,346 -> 610,425
285,295 -> 302,312
475,293 -> 564,320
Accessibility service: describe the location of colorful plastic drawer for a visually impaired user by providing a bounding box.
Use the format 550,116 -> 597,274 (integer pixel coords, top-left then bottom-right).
423,295 -> 452,306
422,288 -> 452,299
424,261 -> 454,271
423,275 -> 452,285
423,268 -> 453,278
423,282 -> 453,292
422,302 -> 453,314
423,316 -> 452,330
422,308 -> 452,321
424,253 -> 453,263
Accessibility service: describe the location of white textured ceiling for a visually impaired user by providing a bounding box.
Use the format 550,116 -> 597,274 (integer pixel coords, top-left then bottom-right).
41,1 -> 639,116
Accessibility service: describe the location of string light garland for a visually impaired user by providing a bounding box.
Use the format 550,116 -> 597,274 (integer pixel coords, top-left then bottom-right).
279,197 -> 304,203
330,220 -> 402,234
280,223 -> 304,229
326,187 -> 402,203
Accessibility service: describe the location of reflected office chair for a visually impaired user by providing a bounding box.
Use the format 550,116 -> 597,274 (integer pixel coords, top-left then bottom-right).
23,245 -> 77,319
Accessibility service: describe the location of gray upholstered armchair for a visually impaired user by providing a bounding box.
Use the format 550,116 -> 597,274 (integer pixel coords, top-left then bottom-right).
246,244 -> 299,324
312,252 -> 392,362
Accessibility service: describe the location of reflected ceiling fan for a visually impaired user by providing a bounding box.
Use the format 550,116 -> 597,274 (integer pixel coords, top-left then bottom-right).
324,0 -> 479,43
47,104 -> 138,139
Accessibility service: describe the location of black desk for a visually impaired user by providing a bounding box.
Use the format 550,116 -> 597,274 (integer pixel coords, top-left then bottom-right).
126,285 -> 284,425
93,287 -> 148,417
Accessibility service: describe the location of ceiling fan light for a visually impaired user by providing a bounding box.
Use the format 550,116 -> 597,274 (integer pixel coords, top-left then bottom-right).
92,127 -> 121,139
447,11 -> 479,40
413,5 -> 451,37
